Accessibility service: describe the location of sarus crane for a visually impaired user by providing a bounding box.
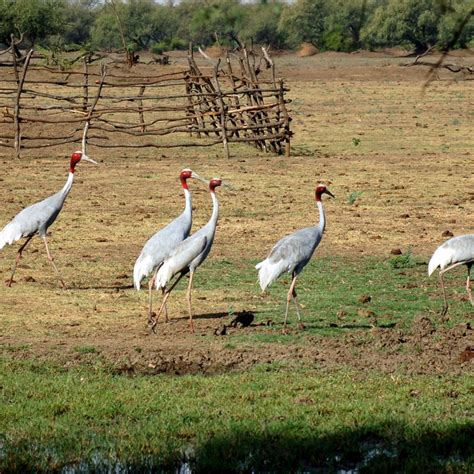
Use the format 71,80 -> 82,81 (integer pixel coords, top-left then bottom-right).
256,183 -> 334,330
428,234 -> 474,315
152,178 -> 223,333
133,168 -> 206,323
0,151 -> 97,288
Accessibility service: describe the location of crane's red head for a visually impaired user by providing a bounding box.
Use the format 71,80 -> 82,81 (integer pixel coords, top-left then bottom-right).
69,151 -> 97,173
70,151 -> 83,173
209,178 -> 222,193
315,184 -> 335,202
180,168 -> 193,189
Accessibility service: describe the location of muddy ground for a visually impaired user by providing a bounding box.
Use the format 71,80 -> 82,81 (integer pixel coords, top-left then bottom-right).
0,50 -> 473,376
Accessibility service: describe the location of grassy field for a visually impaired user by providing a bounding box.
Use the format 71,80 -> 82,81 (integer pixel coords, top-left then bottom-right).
1,51 -> 473,471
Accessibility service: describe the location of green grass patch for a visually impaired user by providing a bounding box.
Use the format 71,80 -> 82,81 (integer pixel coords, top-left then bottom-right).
1,359 -> 472,472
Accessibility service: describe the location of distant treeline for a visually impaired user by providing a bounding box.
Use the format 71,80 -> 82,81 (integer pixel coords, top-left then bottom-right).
0,0 -> 472,55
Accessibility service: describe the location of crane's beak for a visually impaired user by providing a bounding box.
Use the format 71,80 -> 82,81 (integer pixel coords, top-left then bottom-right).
191,171 -> 209,184
82,154 -> 98,164
325,189 -> 335,198
221,180 -> 235,190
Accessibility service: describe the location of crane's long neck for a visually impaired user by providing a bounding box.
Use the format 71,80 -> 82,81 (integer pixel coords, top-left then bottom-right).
316,200 -> 326,234
208,191 -> 219,230
183,188 -> 192,222
59,172 -> 74,201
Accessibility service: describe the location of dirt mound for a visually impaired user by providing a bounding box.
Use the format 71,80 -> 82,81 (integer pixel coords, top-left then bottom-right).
298,43 -> 318,57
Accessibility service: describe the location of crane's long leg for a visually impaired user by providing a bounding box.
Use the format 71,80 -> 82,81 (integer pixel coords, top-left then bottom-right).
150,271 -> 186,333
42,236 -> 66,289
466,263 -> 473,306
148,267 -> 169,324
291,285 -> 305,329
8,234 -> 34,287
186,271 -> 195,333
438,261 -> 466,316
284,274 -> 298,330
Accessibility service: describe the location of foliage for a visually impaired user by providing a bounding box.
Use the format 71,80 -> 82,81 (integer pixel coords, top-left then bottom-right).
278,0 -> 328,49
0,0 -> 471,54
347,191 -> 362,205
388,247 -> 416,269
324,0 -> 374,51
362,0 -> 444,53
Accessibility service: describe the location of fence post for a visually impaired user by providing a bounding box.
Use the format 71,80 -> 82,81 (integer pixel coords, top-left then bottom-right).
138,85 -> 146,132
213,61 -> 229,159
279,79 -> 291,158
82,58 -> 89,113
13,48 -> 34,159
83,63 -> 107,154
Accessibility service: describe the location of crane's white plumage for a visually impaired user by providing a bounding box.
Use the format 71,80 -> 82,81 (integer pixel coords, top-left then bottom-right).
155,235 -> 207,290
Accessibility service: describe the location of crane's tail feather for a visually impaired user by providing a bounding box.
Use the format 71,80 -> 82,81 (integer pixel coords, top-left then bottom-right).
0,222 -> 23,250
256,258 -> 285,292
428,245 -> 452,276
133,257 -> 144,290
155,236 -> 207,290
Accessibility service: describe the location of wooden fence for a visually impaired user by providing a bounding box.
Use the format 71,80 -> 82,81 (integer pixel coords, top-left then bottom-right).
0,45 -> 292,159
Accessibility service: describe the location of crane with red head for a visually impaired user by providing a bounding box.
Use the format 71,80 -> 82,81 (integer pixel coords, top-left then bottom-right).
152,178 -> 223,333
256,183 -> 334,330
0,151 -> 97,287
133,168 -> 208,324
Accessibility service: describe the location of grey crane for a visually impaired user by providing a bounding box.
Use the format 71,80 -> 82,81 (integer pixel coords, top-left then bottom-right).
0,151 -> 97,287
256,183 -> 334,329
428,234 -> 474,315
133,168 -> 206,322
152,178 -> 222,333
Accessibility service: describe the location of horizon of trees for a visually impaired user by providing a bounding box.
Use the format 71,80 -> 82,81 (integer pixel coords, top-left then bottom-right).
0,0 -> 472,55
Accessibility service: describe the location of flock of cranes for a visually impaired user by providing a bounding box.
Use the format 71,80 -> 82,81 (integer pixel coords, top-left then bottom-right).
0,150 -> 473,333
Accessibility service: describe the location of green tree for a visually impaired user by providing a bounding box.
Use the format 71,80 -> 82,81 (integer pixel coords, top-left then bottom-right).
0,0 -> 16,46
437,0 -> 474,49
14,0 -> 65,47
278,0 -> 328,49
62,0 -> 98,48
362,0 -> 443,53
324,0 -> 374,51
182,0 -> 246,47
90,3 -> 122,50
240,1 -> 287,49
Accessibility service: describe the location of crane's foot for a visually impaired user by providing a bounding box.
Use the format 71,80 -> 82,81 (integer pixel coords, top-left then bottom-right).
440,305 -> 449,318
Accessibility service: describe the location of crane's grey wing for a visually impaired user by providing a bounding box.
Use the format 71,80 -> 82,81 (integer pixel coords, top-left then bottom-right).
155,235 -> 208,289
267,227 -> 321,269
256,227 -> 321,291
133,210 -> 192,289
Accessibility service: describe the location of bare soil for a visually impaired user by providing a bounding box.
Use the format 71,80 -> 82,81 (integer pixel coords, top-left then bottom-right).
1,50 -> 473,375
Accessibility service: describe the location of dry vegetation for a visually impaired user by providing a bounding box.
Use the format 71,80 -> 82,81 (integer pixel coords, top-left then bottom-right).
0,50 -> 473,375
